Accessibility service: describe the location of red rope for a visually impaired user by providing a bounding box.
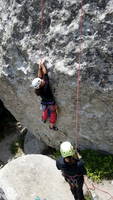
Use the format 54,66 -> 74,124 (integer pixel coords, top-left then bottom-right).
92,183 -> 113,200
75,2 -> 113,199
75,0 -> 84,148
39,0 -> 45,56
84,180 -> 113,199
40,0 -> 45,34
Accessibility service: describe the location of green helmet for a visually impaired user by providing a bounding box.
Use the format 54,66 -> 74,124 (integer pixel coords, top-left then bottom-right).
60,141 -> 75,158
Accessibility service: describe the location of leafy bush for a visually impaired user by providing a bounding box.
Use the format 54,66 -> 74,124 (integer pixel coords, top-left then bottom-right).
50,150 -> 60,159
81,149 -> 113,182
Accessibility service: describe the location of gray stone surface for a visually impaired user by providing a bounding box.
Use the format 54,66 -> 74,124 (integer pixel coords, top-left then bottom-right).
0,155 -> 74,200
24,131 -> 47,154
0,188 -> 7,200
0,0 -> 113,153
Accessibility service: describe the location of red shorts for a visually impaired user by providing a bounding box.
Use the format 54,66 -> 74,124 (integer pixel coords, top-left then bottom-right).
42,105 -> 57,124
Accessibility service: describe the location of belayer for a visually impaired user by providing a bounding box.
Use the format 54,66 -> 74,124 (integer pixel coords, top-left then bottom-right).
32,59 -> 58,130
56,141 -> 87,200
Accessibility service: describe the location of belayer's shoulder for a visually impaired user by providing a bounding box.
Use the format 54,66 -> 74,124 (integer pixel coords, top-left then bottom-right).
77,158 -> 85,166
56,157 -> 64,163
56,157 -> 64,170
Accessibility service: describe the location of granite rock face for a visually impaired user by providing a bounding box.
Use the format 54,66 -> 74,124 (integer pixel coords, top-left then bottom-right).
0,155 -> 74,200
0,0 -> 113,153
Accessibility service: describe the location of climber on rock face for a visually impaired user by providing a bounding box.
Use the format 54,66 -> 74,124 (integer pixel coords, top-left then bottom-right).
32,59 -> 58,131
56,141 -> 86,200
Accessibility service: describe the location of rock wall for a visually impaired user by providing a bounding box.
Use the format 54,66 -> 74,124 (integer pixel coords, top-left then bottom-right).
0,0 -> 113,153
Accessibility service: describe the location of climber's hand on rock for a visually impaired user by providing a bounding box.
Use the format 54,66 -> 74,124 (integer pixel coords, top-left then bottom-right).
38,60 -> 42,69
38,58 -> 45,68
40,58 -> 45,65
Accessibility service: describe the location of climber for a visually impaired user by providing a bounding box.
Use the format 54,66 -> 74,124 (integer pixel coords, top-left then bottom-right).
56,141 -> 86,200
32,59 -> 58,131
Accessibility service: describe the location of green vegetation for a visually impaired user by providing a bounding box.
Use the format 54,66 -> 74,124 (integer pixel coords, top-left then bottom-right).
10,133 -> 26,155
50,149 -> 60,160
51,148 -> 113,182
81,149 -> 113,182
10,141 -> 20,155
84,192 -> 92,200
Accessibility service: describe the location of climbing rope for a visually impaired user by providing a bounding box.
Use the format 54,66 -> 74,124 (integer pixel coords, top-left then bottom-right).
84,180 -> 113,200
40,0 -> 45,34
40,0 -> 45,56
75,0 -> 84,148
75,1 -> 113,199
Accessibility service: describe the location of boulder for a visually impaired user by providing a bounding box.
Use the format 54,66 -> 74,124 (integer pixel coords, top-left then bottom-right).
0,0 -> 113,153
24,131 -> 47,154
0,155 -> 74,200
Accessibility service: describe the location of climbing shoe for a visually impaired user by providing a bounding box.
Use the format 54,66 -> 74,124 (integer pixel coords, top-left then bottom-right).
42,119 -> 46,123
49,126 -> 58,131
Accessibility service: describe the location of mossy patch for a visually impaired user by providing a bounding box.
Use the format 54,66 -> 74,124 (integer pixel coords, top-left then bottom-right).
10,133 -> 26,155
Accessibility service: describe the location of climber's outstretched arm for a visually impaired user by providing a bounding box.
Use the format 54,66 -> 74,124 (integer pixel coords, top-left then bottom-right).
38,61 -> 43,78
41,59 -> 47,75
38,59 -> 47,78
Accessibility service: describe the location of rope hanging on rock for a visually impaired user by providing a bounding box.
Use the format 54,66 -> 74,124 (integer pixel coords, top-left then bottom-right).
40,0 -> 45,56
75,0 -> 84,149
75,2 -> 113,200
84,180 -> 113,200
40,0 -> 45,34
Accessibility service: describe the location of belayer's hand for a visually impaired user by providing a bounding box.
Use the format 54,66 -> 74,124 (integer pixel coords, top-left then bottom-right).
77,147 -> 81,153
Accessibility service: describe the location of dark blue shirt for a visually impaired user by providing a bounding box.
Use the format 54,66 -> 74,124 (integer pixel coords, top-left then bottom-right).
56,157 -> 87,183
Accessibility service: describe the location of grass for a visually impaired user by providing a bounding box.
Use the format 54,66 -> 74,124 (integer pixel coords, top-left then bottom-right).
51,148 -> 113,182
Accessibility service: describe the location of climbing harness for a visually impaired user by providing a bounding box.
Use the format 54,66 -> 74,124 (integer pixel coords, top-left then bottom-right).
63,173 -> 82,187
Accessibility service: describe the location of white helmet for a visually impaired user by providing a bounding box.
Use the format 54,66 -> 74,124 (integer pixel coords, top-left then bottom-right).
32,78 -> 42,89
60,141 -> 75,158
